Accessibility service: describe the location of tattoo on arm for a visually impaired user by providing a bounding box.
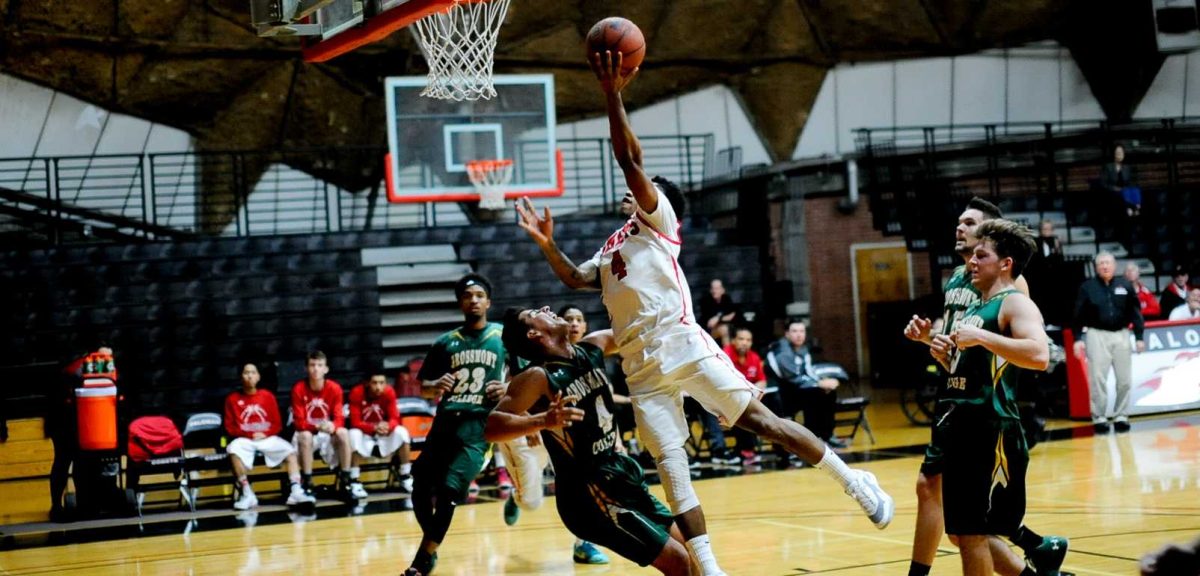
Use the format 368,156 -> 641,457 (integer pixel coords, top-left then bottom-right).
545,243 -> 598,289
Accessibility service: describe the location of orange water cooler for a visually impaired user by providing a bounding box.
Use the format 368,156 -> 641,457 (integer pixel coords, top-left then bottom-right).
75,386 -> 118,451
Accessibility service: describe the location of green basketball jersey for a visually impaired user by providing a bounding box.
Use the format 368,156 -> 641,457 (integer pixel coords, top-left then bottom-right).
941,264 -> 981,336
536,342 -> 622,474
942,289 -> 1022,422
418,322 -> 507,416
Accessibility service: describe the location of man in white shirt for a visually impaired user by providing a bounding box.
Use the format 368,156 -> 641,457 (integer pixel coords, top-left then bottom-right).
1168,287 -> 1200,321
515,50 -> 894,576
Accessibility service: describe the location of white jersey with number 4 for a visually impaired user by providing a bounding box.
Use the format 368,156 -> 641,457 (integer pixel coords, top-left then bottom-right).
583,198 -> 721,384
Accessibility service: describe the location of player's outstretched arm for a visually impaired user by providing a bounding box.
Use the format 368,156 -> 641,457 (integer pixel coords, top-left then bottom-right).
580,329 -> 618,356
486,369 -> 583,443
516,197 -> 600,291
953,294 -> 1050,370
590,51 -> 658,214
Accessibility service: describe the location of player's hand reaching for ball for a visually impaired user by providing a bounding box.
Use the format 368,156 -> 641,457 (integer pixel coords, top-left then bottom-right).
516,197 -> 555,247
542,393 -> 585,429
589,51 -> 638,94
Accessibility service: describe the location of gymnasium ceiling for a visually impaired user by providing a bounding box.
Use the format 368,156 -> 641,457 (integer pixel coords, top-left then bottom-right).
0,0 -> 1165,191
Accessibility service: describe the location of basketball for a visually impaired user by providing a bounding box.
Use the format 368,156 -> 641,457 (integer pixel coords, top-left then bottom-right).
586,17 -> 646,72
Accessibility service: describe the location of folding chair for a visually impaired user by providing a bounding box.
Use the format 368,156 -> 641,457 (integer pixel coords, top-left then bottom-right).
179,412 -> 228,511
813,363 -> 875,445
125,422 -> 187,517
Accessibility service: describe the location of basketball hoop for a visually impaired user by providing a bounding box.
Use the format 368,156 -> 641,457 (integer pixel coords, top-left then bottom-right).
467,159 -> 513,210
409,0 -> 511,101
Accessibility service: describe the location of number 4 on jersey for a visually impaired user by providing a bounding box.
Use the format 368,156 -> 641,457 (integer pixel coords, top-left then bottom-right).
612,251 -> 628,280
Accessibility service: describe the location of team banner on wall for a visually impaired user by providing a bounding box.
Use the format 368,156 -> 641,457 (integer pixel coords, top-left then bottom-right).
1067,319 -> 1200,418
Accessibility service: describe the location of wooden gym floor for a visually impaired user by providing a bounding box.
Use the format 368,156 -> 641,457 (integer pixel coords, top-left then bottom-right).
1,400 -> 1198,575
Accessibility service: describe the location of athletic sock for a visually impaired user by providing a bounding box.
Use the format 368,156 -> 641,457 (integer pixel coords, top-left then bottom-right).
349,466 -> 361,481
685,535 -> 724,576
908,562 -> 931,576
1011,525 -> 1043,552
289,474 -> 302,486
400,463 -> 412,476
301,473 -> 313,489
814,446 -> 855,489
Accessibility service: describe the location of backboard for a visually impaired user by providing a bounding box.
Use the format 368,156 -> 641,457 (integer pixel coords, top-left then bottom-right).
384,74 -> 562,203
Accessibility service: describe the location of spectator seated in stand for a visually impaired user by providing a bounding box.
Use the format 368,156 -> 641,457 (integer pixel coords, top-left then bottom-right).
700,279 -> 739,346
349,373 -> 413,492
722,327 -> 767,465
224,362 -> 315,510
1125,262 -> 1162,320
1161,266 -> 1190,316
395,357 -> 425,399
765,319 -> 846,449
1101,144 -> 1140,217
1167,287 -> 1200,321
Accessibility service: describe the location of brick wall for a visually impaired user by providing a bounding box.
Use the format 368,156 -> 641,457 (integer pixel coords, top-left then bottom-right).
802,196 -> 933,376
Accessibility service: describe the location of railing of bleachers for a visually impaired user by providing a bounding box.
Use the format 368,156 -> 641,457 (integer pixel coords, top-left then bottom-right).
0,134 -> 711,243
853,116 -> 1200,286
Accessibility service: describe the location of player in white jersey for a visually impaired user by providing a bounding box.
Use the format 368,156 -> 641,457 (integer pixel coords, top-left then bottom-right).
515,50 -> 895,576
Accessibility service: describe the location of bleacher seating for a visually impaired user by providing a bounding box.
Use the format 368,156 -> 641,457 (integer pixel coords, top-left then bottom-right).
856,122 -> 1200,290
0,213 -> 769,426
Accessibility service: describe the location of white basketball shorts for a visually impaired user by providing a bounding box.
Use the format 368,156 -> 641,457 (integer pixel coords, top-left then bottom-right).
630,354 -> 759,457
293,430 -> 338,466
348,426 -> 410,459
227,435 -> 295,469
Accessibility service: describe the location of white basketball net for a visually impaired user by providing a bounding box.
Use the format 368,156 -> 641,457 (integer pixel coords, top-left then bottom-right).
410,0 -> 511,101
467,159 -> 513,210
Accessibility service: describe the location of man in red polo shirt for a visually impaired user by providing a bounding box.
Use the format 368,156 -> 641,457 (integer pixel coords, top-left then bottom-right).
722,327 -> 767,464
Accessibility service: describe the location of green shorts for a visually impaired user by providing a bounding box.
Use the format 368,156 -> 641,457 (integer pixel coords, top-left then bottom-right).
555,454 -> 673,567
413,411 -> 488,501
941,416 -> 1028,536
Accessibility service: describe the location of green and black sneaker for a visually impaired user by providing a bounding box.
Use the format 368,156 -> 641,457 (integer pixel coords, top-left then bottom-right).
503,494 -> 520,526
1027,536 -> 1069,576
403,551 -> 437,576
